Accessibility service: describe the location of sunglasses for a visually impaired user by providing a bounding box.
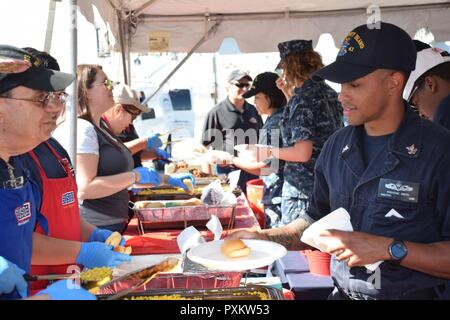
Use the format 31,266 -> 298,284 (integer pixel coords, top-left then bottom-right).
0,91 -> 68,109
92,78 -> 117,91
122,104 -> 142,119
233,82 -> 251,89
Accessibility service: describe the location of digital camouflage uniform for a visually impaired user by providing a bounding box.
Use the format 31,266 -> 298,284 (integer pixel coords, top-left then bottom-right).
258,108 -> 285,228
280,79 -> 343,225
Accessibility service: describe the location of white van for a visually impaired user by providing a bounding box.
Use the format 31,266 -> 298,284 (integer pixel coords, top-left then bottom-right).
133,88 -> 195,141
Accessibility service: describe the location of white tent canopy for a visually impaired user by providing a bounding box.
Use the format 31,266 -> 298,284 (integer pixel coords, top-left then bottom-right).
80,0 -> 450,54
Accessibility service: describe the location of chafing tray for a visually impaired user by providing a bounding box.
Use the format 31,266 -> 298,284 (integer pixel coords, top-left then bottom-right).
97,285 -> 284,300
93,272 -> 242,293
133,202 -> 237,233
131,185 -> 241,201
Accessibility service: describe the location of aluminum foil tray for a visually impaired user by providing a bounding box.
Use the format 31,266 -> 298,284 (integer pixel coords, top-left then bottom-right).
97,285 -> 284,300
132,186 -> 241,201
133,203 -> 236,231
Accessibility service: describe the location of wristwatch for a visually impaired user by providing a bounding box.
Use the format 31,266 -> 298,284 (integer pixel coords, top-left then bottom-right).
388,239 -> 408,263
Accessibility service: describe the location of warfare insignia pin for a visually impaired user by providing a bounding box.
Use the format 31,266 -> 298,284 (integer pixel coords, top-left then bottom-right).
342,145 -> 349,153
406,144 -> 417,155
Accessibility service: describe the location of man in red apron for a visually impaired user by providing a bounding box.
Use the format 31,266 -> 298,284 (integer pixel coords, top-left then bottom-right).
0,45 -> 96,299
22,49 -> 129,292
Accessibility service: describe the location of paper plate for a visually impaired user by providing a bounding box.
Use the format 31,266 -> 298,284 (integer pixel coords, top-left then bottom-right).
234,144 -> 270,162
187,239 -> 287,271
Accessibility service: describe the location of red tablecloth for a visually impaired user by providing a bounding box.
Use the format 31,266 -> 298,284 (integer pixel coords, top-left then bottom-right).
124,197 -> 260,255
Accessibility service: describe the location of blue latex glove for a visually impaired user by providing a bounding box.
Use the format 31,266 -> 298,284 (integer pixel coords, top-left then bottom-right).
133,167 -> 161,185
88,228 -> 126,246
146,133 -> 162,150
0,256 -> 28,298
76,242 -> 131,268
36,279 -> 96,300
155,148 -> 171,160
167,173 -> 196,191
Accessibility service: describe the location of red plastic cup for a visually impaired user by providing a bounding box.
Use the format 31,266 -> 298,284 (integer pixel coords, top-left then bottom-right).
304,250 -> 331,276
246,179 -> 265,227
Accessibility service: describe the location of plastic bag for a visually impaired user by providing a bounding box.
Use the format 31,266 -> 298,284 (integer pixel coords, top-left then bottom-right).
201,179 -> 237,206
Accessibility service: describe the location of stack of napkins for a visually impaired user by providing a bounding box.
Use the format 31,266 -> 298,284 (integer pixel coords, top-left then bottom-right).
177,215 -> 223,253
300,207 -> 382,271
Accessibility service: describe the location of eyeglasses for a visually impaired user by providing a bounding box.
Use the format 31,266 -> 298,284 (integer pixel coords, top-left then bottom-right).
232,82 -> 251,89
407,78 -> 425,106
0,91 -> 69,109
122,104 -> 142,120
92,78 -> 116,91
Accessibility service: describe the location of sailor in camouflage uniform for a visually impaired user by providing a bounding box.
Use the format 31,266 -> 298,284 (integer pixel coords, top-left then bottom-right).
263,40 -> 343,225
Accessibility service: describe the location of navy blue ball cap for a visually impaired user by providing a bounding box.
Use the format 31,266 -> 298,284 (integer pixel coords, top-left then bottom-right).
312,22 -> 416,83
242,72 -> 281,99
278,39 -> 313,61
276,39 -> 313,69
0,44 -> 74,94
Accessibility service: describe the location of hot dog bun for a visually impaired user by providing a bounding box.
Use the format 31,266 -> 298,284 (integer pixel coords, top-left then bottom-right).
183,179 -> 195,195
113,246 -> 132,255
221,239 -> 251,258
105,231 -> 122,247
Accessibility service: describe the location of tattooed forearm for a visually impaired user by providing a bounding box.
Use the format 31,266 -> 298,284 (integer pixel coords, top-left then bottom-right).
263,218 -> 312,250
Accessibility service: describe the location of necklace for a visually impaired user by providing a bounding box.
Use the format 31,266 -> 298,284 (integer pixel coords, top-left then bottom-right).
2,159 -> 24,189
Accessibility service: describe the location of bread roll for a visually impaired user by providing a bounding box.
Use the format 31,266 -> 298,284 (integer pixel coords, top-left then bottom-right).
105,231 -> 122,247
221,239 -> 251,258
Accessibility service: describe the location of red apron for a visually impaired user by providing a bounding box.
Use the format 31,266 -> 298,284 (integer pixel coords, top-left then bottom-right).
28,142 -> 81,291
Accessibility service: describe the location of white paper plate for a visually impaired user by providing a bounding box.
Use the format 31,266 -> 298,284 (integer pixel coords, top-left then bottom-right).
234,144 -> 270,162
187,239 -> 287,271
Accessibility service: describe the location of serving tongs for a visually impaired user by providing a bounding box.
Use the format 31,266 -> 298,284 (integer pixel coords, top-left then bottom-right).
98,257 -> 180,300
23,273 -> 76,282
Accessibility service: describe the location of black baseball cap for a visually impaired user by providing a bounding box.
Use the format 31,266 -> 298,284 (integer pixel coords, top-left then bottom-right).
242,72 -> 282,99
413,40 -> 431,52
312,22 -> 416,83
0,44 -> 74,94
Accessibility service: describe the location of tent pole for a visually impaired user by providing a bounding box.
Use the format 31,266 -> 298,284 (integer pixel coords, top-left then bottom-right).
44,0 -> 60,52
117,9 -> 129,84
67,0 -> 77,170
133,0 -> 159,16
212,53 -> 218,105
143,20 -> 221,104
139,2 -> 450,22
126,29 -> 132,86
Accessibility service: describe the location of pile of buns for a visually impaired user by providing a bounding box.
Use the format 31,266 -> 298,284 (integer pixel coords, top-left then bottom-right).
220,239 -> 251,258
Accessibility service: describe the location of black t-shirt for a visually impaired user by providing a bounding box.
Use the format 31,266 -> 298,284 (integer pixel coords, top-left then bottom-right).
201,98 -> 263,155
362,131 -> 392,167
117,124 -> 142,168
